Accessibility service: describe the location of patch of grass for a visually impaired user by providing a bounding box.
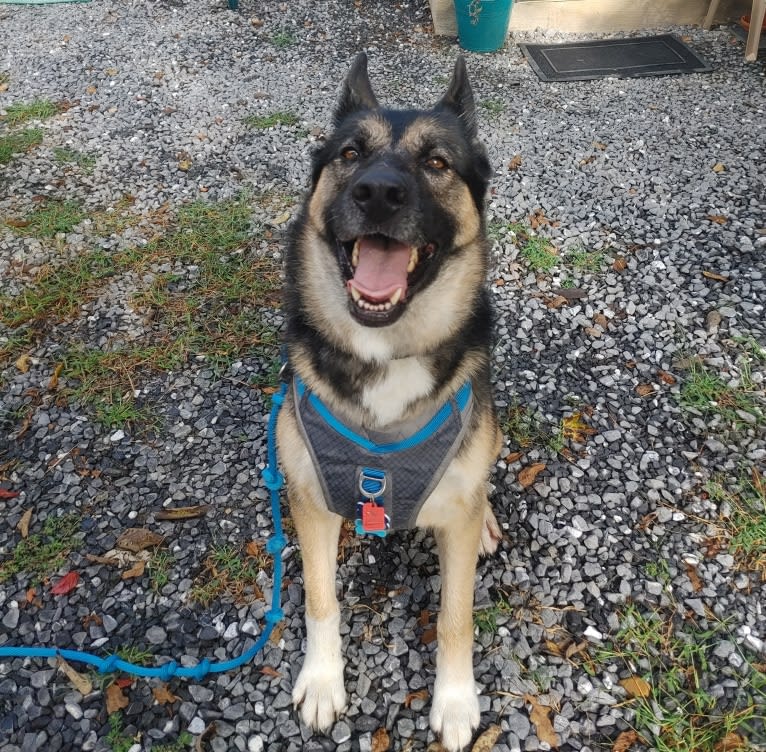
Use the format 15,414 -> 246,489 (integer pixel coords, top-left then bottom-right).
106,712 -> 135,752
113,645 -> 153,666
644,557 -> 672,585
567,245 -> 604,273
0,127 -> 43,165
520,235 -> 559,273
154,733 -> 194,752
732,335 -> 766,363
243,110 -> 299,129
502,403 -> 548,449
679,362 -> 762,426
4,99 -> 58,126
190,543 -> 267,607
487,219 -> 527,242
270,30 -> 297,48
707,470 -> 766,577
53,147 -> 96,173
0,513 -> 81,584
474,595 -> 513,636
480,98 -> 505,117
560,276 -> 576,289
148,549 -> 174,592
595,605 -> 766,752
9,199 -> 86,238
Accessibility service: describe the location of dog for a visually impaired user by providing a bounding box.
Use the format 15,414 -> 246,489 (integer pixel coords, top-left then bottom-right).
276,53 -> 501,752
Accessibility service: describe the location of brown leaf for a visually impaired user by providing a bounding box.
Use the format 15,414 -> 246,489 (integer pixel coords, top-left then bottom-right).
545,295 -> 569,309
0,488 -> 20,499
524,694 -> 558,749
106,682 -> 129,714
122,559 -> 146,580
562,413 -> 597,444
418,609 -> 431,628
635,384 -> 654,397
544,639 -> 564,657
371,727 -> 391,752
58,657 -> 93,695
518,462 -> 546,488
246,540 -> 264,558
702,270 -> 730,282
470,724 -> 502,751
178,159 -> 192,171
594,313 -> 609,329
593,141 -> 607,150
85,84 -> 97,94
115,677 -> 133,689
619,675 -> 651,699
715,732 -> 747,751
584,326 -> 602,338
505,451 -> 523,463
155,505 -> 210,521
684,561 -> 703,592
704,536 -> 723,558
116,527 -> 163,553
712,162 -> 726,173
507,154 -> 522,171
152,685 -> 178,705
17,509 -> 33,538
613,256 -> 627,271
404,688 -> 429,708
550,287 -> 587,301
612,729 -> 641,752
657,370 -> 676,385
48,363 -> 64,391
260,666 -> 282,679
707,214 -> 728,224
15,354 -> 32,373
421,626 -> 438,645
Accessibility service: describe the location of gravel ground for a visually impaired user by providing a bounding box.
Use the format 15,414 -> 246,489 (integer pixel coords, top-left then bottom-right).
1,1 -> 765,751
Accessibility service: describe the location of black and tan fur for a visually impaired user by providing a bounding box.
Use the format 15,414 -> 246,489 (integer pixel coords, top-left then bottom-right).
276,53 -> 501,752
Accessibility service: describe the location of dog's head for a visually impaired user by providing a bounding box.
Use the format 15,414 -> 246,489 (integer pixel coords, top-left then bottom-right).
290,54 -> 491,357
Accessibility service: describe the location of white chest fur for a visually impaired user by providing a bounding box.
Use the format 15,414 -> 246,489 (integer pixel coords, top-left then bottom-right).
361,357 -> 434,426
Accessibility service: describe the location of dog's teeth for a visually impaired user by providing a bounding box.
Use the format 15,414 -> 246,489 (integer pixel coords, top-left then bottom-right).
406,247 -> 419,273
389,288 -> 402,306
351,241 -> 360,267
350,286 -> 361,302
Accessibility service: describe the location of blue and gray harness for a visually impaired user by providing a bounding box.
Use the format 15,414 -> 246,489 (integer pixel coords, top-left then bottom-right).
292,376 -> 474,536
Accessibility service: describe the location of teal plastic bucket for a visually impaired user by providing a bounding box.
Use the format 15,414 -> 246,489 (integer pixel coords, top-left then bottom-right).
455,0 -> 513,53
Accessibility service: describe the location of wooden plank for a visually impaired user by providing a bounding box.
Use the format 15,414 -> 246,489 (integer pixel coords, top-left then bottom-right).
430,0 -> 751,35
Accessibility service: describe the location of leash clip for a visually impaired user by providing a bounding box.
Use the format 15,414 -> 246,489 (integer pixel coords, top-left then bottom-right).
355,467 -> 389,537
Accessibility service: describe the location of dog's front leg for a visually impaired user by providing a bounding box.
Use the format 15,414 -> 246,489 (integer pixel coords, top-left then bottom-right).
290,492 -> 346,731
430,501 -> 484,751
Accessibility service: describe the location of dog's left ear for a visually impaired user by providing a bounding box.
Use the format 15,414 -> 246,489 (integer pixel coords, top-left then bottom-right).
435,56 -> 478,139
334,52 -> 379,125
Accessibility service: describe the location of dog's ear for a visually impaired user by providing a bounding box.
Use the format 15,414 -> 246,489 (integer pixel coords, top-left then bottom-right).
435,56 -> 478,139
334,52 -> 379,125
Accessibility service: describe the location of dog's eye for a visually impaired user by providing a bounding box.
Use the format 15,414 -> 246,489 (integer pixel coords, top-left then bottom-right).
425,156 -> 448,171
341,147 -> 359,162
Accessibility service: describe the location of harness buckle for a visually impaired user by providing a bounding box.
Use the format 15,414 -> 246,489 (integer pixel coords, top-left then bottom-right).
355,467 -> 390,537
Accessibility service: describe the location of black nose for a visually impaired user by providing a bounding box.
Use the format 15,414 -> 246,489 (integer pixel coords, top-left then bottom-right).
351,168 -> 408,224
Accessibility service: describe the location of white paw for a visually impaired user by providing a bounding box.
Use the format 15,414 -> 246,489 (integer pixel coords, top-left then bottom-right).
430,678 -> 480,752
479,505 -> 502,557
292,657 -> 347,732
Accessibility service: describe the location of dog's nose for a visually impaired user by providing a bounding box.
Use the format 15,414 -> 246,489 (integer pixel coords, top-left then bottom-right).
351,168 -> 408,224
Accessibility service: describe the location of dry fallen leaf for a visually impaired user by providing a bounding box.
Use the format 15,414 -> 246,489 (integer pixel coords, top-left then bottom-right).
518,462 -> 546,488
562,413 -> 597,444
404,688 -> 429,708
85,84 -> 97,94
15,354 -> 32,373
106,682 -> 129,714
714,732 -> 747,751
545,295 -> 569,309
657,370 -> 676,385
612,729 -> 641,752
712,162 -> 726,173
593,141 -> 607,150
122,559 -> 146,580
152,684 -> 178,705
58,657 -> 93,695
619,675 -> 651,699
470,724 -> 502,751
371,727 -> 391,752
17,509 -> 33,538
116,527 -> 163,553
613,256 -> 627,271
505,451 -> 523,463
51,571 -> 80,596
421,626 -> 438,645
48,362 -> 64,391
507,154 -> 522,171
260,666 -> 282,679
155,505 -> 210,521
702,270 -> 730,282
707,214 -> 728,224
684,561 -> 703,592
635,384 -> 654,398
178,159 -> 192,171
524,694 -> 558,749
594,313 -> 609,329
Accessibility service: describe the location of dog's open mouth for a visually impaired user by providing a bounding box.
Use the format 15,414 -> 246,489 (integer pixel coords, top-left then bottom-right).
341,234 -> 435,326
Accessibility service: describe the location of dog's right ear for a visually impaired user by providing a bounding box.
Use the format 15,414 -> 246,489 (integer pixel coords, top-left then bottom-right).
333,52 -> 379,125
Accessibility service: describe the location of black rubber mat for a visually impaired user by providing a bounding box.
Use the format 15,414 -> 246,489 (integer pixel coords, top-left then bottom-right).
519,34 -> 712,82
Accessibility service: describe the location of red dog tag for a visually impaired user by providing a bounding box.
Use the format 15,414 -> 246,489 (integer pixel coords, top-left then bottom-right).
361,502 -> 386,532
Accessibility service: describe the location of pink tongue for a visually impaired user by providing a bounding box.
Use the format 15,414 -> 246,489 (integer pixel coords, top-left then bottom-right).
348,236 -> 411,302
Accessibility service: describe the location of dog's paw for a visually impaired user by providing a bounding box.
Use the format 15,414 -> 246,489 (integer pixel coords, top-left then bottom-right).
292,659 -> 347,732
478,505 -> 502,557
430,679 -> 480,751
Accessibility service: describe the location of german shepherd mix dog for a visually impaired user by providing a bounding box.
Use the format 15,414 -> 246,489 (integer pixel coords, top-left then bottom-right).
277,53 -> 501,751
